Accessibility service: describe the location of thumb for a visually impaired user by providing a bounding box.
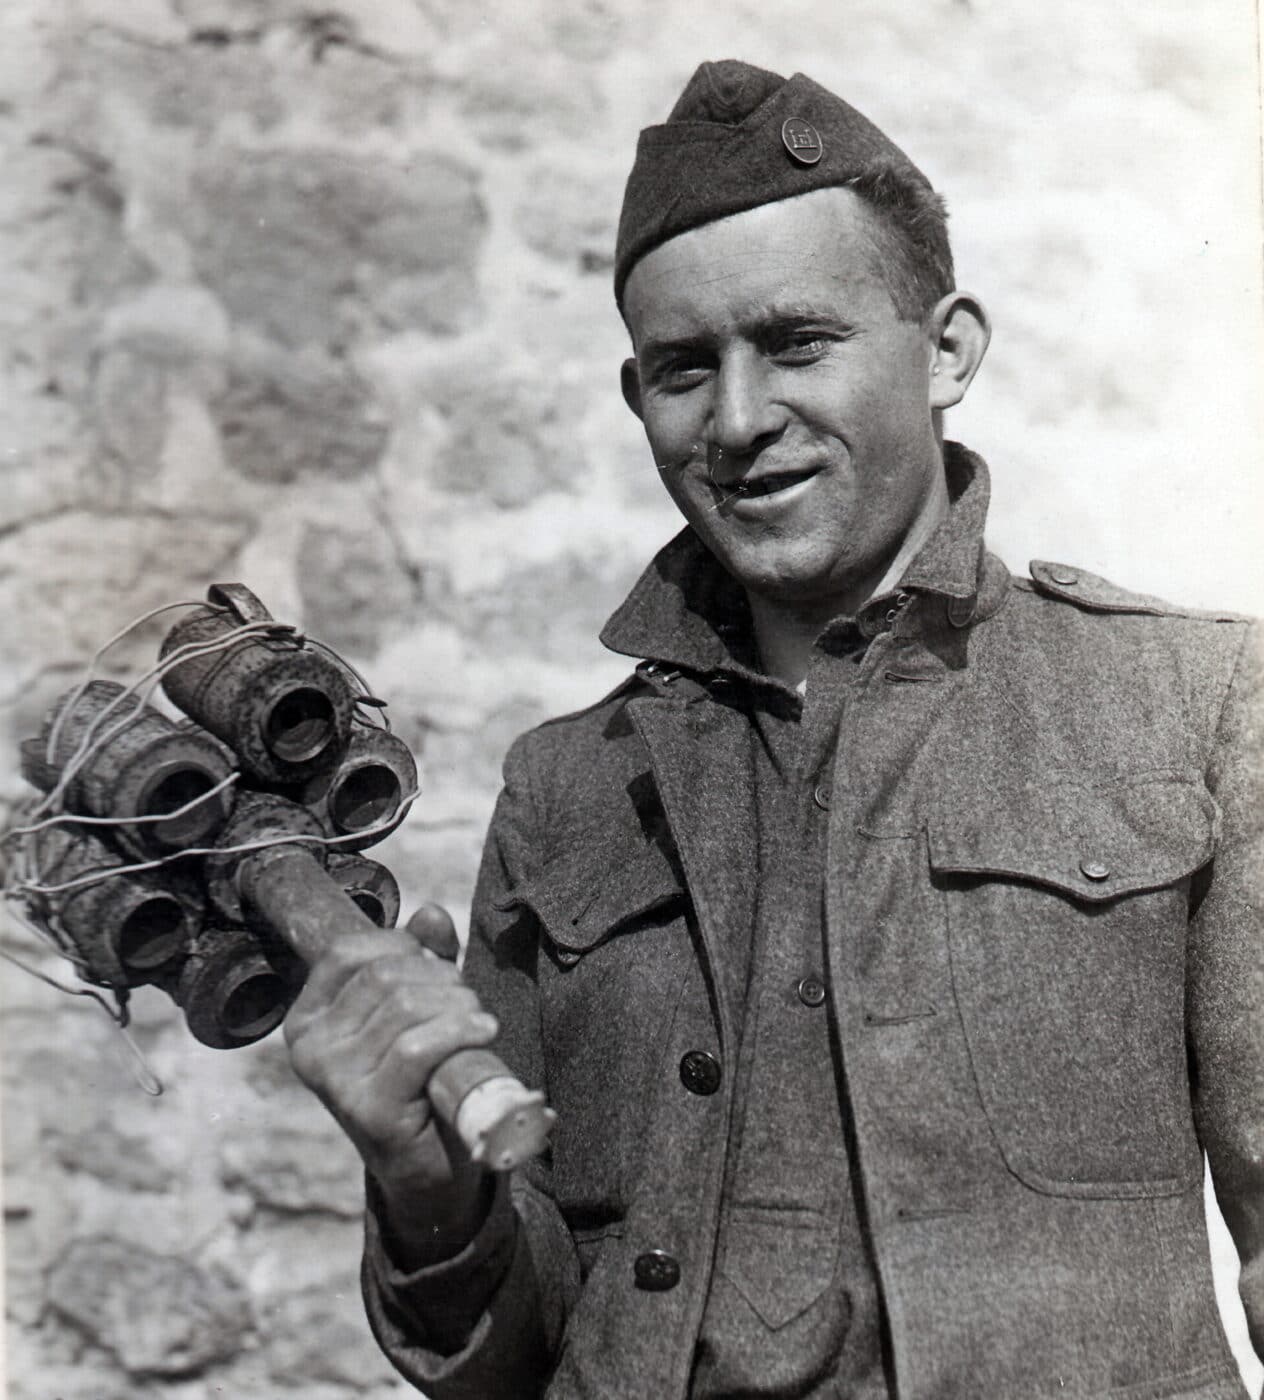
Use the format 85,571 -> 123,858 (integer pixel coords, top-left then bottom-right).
405,902 -> 460,962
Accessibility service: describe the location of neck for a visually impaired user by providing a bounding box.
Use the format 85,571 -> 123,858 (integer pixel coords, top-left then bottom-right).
748,468 -> 950,688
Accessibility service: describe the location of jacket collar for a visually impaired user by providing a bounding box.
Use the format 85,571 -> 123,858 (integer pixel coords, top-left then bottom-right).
600,442 -> 997,679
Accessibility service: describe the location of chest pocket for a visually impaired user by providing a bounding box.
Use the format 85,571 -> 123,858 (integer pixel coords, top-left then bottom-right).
496,834 -> 686,968
929,774 -> 1215,1197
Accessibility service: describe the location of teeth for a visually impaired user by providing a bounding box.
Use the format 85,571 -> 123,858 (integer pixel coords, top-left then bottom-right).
745,474 -> 806,497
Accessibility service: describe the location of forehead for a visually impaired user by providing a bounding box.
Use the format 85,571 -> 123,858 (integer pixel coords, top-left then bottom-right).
621,186 -> 888,335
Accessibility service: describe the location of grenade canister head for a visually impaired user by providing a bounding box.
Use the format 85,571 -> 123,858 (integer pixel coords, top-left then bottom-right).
325,850 -> 401,928
159,607 -> 355,785
176,925 -> 297,1049
34,826 -> 202,988
300,726 -> 417,853
30,681 -> 234,857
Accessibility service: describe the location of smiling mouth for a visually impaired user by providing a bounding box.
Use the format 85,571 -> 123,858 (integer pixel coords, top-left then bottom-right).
729,469 -> 818,498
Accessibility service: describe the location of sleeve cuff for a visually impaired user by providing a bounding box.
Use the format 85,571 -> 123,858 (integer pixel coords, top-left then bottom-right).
364,1171 -> 517,1356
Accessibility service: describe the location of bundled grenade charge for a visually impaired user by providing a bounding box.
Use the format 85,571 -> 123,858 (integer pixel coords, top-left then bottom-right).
11,583 -> 553,1172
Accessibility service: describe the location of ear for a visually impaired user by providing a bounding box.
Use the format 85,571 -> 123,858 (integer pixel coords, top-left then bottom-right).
620,358 -> 644,421
927,292 -> 991,411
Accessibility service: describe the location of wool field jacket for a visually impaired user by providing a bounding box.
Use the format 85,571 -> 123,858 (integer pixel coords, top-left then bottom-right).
363,449 -> 1264,1399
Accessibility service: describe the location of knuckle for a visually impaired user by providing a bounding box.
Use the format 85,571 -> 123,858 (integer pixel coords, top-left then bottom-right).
323,1070 -> 373,1125
383,982 -> 429,1023
363,958 -> 395,991
287,1037 -> 329,1093
318,937 -> 373,982
286,1038 -> 314,1082
342,1087 -> 387,1134
394,1025 -> 437,1068
380,977 -> 476,1025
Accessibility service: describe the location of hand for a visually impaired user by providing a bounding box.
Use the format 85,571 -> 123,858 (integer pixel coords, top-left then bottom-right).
284,903 -> 499,1263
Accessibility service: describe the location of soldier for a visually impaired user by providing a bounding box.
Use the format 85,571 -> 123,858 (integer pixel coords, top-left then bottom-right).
284,61 -> 1263,1398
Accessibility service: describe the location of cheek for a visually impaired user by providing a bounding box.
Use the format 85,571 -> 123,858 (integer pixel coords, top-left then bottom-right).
640,394 -> 706,464
658,472 -> 709,529
641,431 -> 699,513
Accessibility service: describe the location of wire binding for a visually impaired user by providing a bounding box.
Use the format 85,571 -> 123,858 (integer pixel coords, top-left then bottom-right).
11,788 -> 420,898
3,771 -> 240,842
36,620 -> 294,823
305,637 -> 392,732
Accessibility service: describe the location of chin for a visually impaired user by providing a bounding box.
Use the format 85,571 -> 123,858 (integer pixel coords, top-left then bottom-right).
731,564 -> 840,609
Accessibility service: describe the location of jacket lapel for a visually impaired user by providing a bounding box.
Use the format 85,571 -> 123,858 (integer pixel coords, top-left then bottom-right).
627,691 -> 756,1051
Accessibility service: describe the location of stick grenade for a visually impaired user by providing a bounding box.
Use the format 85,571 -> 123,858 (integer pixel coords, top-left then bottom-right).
232,839 -> 556,1173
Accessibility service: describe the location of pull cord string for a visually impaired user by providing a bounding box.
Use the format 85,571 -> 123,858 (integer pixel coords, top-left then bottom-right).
116,1022 -> 164,1096
4,858 -> 163,1093
2,901 -> 125,1016
0,938 -> 164,1096
0,943 -> 125,1020
1,887 -> 90,968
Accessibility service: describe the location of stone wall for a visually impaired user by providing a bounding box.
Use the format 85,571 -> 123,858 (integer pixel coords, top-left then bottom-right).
1,1 -> 1260,1395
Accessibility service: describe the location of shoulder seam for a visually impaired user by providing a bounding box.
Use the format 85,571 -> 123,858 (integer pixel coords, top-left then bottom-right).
530,671 -> 645,733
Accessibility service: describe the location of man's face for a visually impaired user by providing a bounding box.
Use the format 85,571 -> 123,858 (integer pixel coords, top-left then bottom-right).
621,186 -> 944,612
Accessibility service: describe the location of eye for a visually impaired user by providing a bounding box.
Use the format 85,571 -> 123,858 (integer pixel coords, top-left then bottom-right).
649,354 -> 713,393
768,330 -> 831,363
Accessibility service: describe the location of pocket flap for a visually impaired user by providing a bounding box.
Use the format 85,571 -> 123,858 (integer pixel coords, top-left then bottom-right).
494,836 -> 684,954
928,776 -> 1216,903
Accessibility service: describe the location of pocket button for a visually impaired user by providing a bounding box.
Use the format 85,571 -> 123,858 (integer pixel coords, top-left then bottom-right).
796,975 -> 827,1007
1079,859 -> 1111,882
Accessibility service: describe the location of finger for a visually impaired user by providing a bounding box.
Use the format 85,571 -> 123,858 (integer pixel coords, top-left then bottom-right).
293,928 -> 447,1018
289,1021 -> 437,1162
372,1004 -> 501,1109
406,903 -> 460,962
329,972 -> 486,1084
287,943 -> 463,1043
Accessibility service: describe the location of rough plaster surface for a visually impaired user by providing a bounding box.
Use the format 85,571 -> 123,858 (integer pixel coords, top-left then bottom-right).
1,1 -> 1261,1395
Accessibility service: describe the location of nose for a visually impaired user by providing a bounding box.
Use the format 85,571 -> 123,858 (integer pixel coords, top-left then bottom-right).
709,348 -> 785,471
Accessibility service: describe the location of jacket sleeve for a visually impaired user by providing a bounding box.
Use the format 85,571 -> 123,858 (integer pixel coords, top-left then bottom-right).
1188,619 -> 1264,1357
360,734 -> 582,1397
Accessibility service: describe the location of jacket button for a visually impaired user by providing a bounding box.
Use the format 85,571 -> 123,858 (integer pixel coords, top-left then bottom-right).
796,975 -> 827,1007
813,783 -> 831,810
1080,859 -> 1111,881
1050,567 -> 1079,586
634,1250 -> 680,1291
679,1050 -> 722,1095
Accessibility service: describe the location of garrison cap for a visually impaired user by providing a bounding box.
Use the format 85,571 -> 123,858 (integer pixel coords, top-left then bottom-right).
614,60 -> 934,307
